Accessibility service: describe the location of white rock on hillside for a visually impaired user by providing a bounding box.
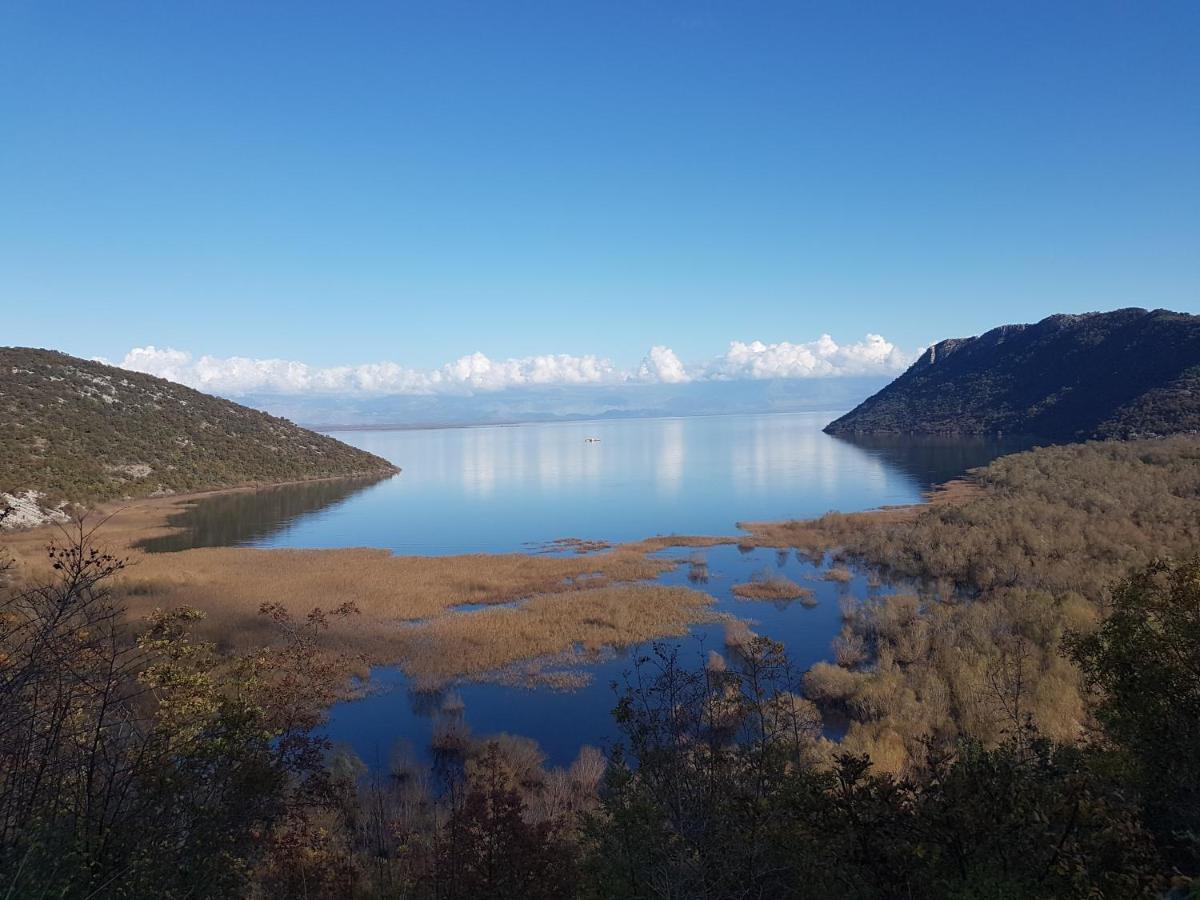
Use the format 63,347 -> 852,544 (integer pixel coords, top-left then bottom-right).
1,491 -> 71,530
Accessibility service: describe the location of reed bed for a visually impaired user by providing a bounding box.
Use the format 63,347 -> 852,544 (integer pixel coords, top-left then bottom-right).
623,534 -> 734,553
730,574 -> 811,602
4,502 -> 683,681
121,545 -> 668,619
723,618 -> 758,652
393,585 -> 716,687
1,473 -> 978,690
6,507 -> 717,687
822,567 -> 854,584
736,479 -> 981,549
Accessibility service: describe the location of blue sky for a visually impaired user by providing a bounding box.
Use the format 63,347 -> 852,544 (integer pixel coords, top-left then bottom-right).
2,1 -> 1197,378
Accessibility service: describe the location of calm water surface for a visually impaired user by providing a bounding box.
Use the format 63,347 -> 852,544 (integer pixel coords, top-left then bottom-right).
145,412 -> 1030,769
332,544 -> 884,770
146,412 -> 1028,555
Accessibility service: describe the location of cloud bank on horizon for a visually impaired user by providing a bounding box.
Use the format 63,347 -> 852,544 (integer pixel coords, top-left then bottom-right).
113,334 -> 914,397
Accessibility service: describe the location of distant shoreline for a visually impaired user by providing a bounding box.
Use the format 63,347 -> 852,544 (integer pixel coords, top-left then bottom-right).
305,407 -> 853,434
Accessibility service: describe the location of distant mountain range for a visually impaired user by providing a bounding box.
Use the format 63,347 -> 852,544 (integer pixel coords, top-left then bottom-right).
826,308 -> 1200,440
0,348 -> 396,519
238,376 -> 892,430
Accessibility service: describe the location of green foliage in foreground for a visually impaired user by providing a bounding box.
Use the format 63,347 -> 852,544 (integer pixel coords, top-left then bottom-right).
581,643 -> 1162,900
1067,558 -> 1200,875
0,522 -> 358,898
0,347 -> 396,505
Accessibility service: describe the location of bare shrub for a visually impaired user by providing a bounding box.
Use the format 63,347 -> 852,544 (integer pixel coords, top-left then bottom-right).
723,618 -> 757,652
474,734 -> 546,790
431,717 -> 472,754
568,745 -> 607,794
764,692 -> 823,747
802,661 -> 865,706
833,627 -> 868,668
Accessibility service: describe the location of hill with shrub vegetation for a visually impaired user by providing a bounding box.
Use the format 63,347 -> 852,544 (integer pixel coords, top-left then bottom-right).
0,347 -> 397,513
825,307 -> 1200,439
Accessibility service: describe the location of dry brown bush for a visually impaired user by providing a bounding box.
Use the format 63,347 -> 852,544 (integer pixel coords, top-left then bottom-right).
723,618 -> 757,652
802,661 -> 865,706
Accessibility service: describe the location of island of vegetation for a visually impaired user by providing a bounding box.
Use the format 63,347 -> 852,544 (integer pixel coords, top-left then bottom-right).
0,347 -> 398,523
730,572 -> 812,602
825,307 -> 1200,439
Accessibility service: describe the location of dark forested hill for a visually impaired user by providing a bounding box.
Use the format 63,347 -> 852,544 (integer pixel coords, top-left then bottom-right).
0,347 -> 397,511
825,308 -> 1200,440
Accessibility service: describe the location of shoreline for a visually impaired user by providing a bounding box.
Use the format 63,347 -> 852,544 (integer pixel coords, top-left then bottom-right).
1,470 -> 398,546
0,469 -> 977,688
3,470 -> 975,560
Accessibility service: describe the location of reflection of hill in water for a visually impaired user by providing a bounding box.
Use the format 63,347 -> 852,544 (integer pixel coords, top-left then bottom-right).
830,433 -> 1037,488
138,475 -> 392,553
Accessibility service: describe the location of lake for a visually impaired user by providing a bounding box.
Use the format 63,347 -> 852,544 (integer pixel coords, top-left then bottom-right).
145,411 -> 1030,769
145,411 -> 1028,555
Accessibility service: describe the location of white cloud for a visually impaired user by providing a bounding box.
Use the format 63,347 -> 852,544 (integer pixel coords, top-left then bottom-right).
114,334 -> 914,397
636,346 -> 690,384
710,334 -> 911,380
434,351 -> 621,391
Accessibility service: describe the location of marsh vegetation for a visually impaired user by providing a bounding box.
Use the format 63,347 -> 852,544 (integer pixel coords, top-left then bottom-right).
730,571 -> 811,602
3,436 -> 1200,894
3,531 -> 1194,897
793,438 -> 1200,775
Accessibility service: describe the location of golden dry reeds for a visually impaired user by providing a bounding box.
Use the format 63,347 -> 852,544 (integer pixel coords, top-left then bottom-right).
2,497 -> 710,686
823,567 -> 854,584
730,575 -> 812,602
394,585 -> 716,687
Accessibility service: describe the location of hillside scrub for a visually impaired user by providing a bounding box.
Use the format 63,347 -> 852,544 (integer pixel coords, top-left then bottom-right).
0,347 -> 397,507
346,582 -> 1195,897
579,638 -> 1165,900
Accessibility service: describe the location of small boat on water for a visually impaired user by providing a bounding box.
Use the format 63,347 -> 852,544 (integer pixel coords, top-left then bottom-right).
584,437 -> 601,443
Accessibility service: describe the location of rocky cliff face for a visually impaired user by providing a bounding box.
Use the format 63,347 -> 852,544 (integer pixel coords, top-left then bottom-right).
824,308 -> 1200,440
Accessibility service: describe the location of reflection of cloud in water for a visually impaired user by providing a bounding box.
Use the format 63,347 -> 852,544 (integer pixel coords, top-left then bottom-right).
447,424 -> 618,495
537,427 -> 566,490
656,418 -> 685,495
461,428 -> 497,498
730,415 -> 890,497
155,414 -> 1030,556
